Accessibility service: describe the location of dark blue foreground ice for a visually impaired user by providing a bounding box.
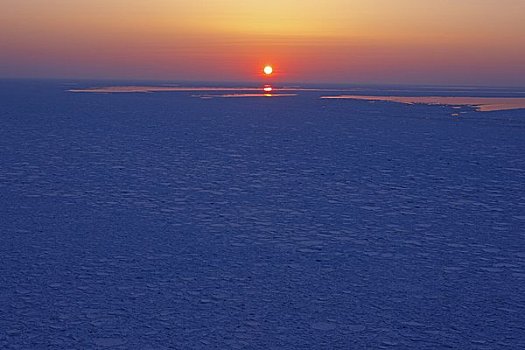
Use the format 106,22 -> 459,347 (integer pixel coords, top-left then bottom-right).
1,80 -> 524,349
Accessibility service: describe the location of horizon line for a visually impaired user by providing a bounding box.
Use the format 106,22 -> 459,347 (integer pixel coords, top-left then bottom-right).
1,76 -> 525,90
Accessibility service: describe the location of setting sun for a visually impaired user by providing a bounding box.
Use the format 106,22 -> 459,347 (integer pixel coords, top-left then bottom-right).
263,66 -> 273,75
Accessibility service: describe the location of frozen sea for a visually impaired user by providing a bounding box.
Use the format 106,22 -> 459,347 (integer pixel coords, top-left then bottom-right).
1,80 -> 524,349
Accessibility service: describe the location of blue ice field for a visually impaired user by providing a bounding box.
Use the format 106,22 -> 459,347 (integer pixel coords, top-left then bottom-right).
1,80 -> 524,349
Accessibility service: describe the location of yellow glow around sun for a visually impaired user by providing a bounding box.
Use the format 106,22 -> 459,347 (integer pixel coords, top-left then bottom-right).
264,65 -> 273,75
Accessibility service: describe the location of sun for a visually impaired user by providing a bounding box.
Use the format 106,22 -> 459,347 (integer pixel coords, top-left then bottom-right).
263,65 -> 273,75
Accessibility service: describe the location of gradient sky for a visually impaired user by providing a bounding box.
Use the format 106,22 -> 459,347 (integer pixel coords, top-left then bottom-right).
1,0 -> 524,85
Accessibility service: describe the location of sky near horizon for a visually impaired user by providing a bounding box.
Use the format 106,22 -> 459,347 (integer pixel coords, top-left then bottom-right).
1,0 -> 524,85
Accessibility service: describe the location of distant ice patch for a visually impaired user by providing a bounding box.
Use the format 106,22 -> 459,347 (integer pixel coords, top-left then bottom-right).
320,95 -> 525,112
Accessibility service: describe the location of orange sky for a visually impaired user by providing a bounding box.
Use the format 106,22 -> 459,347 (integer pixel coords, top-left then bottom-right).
1,0 -> 524,85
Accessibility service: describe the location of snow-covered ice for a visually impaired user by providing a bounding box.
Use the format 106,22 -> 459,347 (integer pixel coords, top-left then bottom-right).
1,80 -> 524,349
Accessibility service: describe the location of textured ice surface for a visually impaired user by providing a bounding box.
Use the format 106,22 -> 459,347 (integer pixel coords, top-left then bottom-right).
1,80 -> 524,349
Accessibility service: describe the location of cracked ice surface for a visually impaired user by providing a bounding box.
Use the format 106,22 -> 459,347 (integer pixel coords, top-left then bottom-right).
1,81 -> 524,349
